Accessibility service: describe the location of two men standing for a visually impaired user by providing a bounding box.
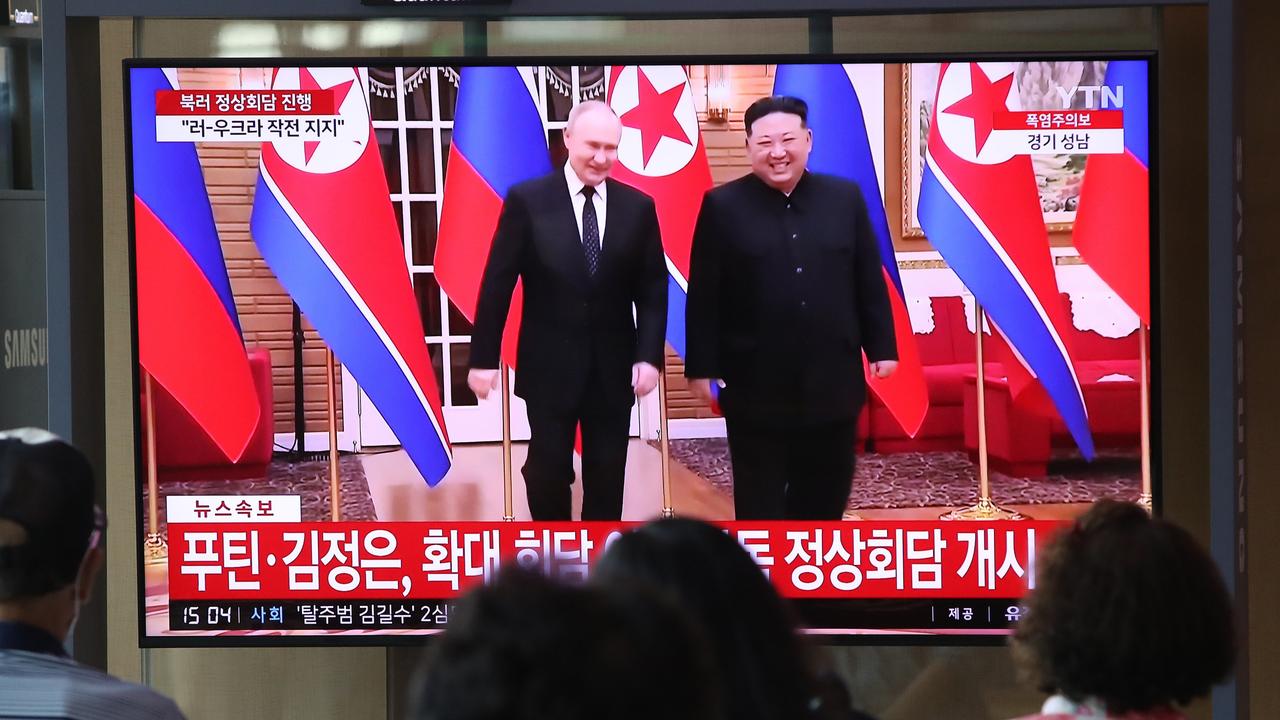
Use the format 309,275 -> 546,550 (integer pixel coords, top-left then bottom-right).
468,95 -> 896,521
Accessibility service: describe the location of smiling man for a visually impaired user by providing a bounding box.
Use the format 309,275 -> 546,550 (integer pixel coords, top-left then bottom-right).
468,101 -> 667,521
684,95 -> 898,521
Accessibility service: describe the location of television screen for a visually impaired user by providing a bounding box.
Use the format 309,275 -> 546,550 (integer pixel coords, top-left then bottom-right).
128,57 -> 1154,644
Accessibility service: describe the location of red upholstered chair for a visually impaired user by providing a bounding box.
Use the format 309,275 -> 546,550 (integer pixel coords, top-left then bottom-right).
1048,322 -> 1141,449
961,295 -> 1143,477
961,374 -> 1052,477
866,295 -> 993,453
144,346 -> 275,479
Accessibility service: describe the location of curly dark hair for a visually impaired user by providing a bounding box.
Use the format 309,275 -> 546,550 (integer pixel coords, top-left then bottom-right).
1011,500 -> 1235,714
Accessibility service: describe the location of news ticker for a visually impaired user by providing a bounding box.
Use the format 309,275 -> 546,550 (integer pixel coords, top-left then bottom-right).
166,520 -> 1068,602
168,598 -> 1031,632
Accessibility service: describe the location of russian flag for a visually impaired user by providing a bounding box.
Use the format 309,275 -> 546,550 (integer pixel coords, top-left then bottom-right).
131,67 -> 260,462
605,65 -> 714,360
250,67 -> 451,486
1073,60 -> 1150,326
773,64 -> 929,438
918,62 -> 1094,458
436,66 -> 552,369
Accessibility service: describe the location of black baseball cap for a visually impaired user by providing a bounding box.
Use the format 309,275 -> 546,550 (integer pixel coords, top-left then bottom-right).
0,428 -> 99,599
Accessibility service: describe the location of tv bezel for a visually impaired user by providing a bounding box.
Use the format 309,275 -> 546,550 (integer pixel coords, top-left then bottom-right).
124,52 -> 1160,649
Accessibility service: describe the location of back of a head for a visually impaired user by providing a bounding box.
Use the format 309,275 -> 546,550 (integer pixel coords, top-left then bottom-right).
1012,500 -> 1235,714
0,428 -> 96,602
592,518 -> 816,720
411,567 -> 720,720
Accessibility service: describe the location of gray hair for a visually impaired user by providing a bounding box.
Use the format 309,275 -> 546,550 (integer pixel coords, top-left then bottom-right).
565,100 -> 618,134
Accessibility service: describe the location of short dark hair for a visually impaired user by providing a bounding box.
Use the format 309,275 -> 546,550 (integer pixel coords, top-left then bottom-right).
743,95 -> 808,137
0,429 -> 98,601
1012,500 -> 1235,714
593,519 -> 817,720
411,567 -> 721,720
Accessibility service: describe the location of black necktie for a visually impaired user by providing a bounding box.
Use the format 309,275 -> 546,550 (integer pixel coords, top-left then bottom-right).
582,185 -> 601,276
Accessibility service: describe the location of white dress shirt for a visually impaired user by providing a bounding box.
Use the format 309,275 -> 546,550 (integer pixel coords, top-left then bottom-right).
564,162 -> 607,247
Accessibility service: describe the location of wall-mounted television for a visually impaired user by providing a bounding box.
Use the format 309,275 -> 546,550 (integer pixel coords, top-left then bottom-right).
127,55 -> 1154,645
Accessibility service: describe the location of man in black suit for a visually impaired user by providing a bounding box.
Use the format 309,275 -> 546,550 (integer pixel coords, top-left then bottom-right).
684,95 -> 899,521
468,101 -> 667,521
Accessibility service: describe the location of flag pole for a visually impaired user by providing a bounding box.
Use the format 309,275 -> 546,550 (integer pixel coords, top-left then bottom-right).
143,372 -> 167,562
942,303 -> 1026,521
326,348 -> 341,522
1137,323 -> 1152,512
501,364 -> 515,522
658,357 -> 674,519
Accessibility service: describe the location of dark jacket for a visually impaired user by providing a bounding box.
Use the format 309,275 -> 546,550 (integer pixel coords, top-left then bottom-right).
684,171 -> 896,425
470,169 -> 668,412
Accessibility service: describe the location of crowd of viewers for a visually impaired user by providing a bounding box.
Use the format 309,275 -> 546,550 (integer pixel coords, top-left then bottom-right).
0,429 -> 1238,720
411,499 -> 1235,720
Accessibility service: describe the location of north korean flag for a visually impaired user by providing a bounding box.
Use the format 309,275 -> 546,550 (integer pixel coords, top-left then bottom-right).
918,62 -> 1094,458
251,67 -> 451,485
605,65 -> 714,361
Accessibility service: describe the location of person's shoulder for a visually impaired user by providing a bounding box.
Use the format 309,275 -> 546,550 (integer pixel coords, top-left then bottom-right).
605,178 -> 656,208
69,666 -> 189,712
508,170 -> 562,201
806,172 -> 863,198
705,174 -> 755,202
806,173 -> 875,218
0,652 -> 187,719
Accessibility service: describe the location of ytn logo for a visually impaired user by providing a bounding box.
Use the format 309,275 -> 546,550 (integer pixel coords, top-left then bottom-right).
1055,85 -> 1124,109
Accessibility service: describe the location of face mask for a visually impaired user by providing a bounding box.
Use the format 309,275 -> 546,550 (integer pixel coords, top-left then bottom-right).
64,514 -> 102,658
63,577 -> 81,657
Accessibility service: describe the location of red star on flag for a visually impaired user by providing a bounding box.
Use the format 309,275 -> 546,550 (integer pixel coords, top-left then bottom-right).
299,68 -> 356,165
941,64 -> 1015,155
619,70 -> 692,169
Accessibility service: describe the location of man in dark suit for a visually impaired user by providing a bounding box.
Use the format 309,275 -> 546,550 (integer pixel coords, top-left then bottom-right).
684,95 -> 899,521
468,101 -> 667,521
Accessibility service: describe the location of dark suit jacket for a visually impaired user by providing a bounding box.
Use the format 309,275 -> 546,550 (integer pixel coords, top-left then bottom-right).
684,171 -> 897,425
470,169 -> 667,413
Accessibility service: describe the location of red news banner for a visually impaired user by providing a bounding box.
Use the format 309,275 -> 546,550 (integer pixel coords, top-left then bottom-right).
168,521 -> 1069,602
152,89 -> 353,143
155,90 -> 338,115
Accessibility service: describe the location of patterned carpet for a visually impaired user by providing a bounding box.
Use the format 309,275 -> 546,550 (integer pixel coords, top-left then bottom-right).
144,455 -> 377,536
664,439 -> 1140,511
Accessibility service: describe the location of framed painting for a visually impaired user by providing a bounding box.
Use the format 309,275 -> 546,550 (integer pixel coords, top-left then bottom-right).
901,60 -> 1110,237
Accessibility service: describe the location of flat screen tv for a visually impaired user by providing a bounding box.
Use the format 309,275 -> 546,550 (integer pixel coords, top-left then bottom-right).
126,56 -> 1155,645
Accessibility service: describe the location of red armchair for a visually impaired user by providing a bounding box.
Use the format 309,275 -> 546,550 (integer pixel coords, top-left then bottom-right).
865,295 -> 989,453
144,346 -> 275,478
863,294 -> 1142,474
961,299 -> 1142,477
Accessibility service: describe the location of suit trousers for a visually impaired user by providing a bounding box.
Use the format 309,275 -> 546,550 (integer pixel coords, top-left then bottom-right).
724,414 -> 859,520
522,381 -> 632,521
